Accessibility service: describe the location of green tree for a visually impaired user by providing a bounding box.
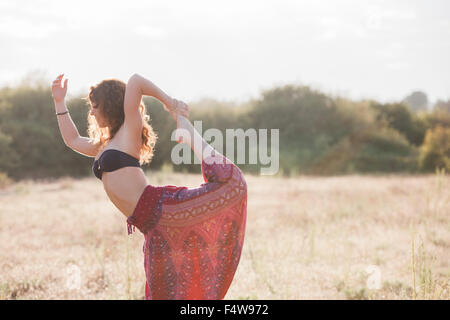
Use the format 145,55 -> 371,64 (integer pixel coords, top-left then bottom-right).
418,125 -> 450,172
351,127 -> 418,173
422,109 -> 450,130
370,102 -> 427,146
403,91 -> 428,112
0,129 -> 20,173
433,99 -> 450,113
0,86 -> 92,179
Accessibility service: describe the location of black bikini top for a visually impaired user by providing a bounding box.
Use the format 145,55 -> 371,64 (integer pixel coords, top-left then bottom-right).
93,149 -> 141,180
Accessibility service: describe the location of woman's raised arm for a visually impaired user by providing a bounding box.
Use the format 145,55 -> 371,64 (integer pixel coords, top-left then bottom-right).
52,74 -> 77,145
124,74 -> 173,111
123,73 -> 174,133
52,74 -> 100,157
124,73 -> 193,132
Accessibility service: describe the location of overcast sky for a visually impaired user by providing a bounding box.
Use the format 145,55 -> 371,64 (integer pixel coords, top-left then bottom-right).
1,0 -> 449,104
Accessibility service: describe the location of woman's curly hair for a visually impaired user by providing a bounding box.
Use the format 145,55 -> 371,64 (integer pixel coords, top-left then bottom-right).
86,78 -> 157,165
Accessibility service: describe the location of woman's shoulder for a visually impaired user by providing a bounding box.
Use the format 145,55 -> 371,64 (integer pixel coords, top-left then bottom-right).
115,129 -> 142,157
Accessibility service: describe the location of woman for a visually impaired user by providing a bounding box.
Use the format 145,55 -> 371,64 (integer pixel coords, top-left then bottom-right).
51,73 -> 247,300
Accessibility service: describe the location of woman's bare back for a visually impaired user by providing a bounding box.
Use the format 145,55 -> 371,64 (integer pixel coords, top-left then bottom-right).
95,125 -> 148,218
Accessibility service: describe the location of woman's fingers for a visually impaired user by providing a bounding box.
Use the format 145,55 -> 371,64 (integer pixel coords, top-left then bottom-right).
52,74 -> 66,87
165,98 -> 189,119
53,75 -> 63,81
174,100 -> 189,117
171,98 -> 178,111
53,74 -> 64,82
181,102 -> 189,114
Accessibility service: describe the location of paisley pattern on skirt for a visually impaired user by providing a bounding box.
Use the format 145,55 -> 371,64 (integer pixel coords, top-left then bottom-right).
127,152 -> 247,300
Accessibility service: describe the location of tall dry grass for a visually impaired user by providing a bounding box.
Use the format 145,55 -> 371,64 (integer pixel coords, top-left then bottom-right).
0,169 -> 448,299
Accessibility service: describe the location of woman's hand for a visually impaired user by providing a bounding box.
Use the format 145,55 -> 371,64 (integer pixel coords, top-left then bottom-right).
51,74 -> 68,103
165,98 -> 190,121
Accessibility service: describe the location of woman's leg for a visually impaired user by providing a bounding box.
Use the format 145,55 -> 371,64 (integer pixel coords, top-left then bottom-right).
175,115 -> 224,164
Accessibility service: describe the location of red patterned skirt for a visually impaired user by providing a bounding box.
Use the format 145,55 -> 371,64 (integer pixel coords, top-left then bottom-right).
127,153 -> 247,300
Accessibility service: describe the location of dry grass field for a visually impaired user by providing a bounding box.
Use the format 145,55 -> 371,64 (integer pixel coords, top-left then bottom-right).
0,169 -> 448,300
